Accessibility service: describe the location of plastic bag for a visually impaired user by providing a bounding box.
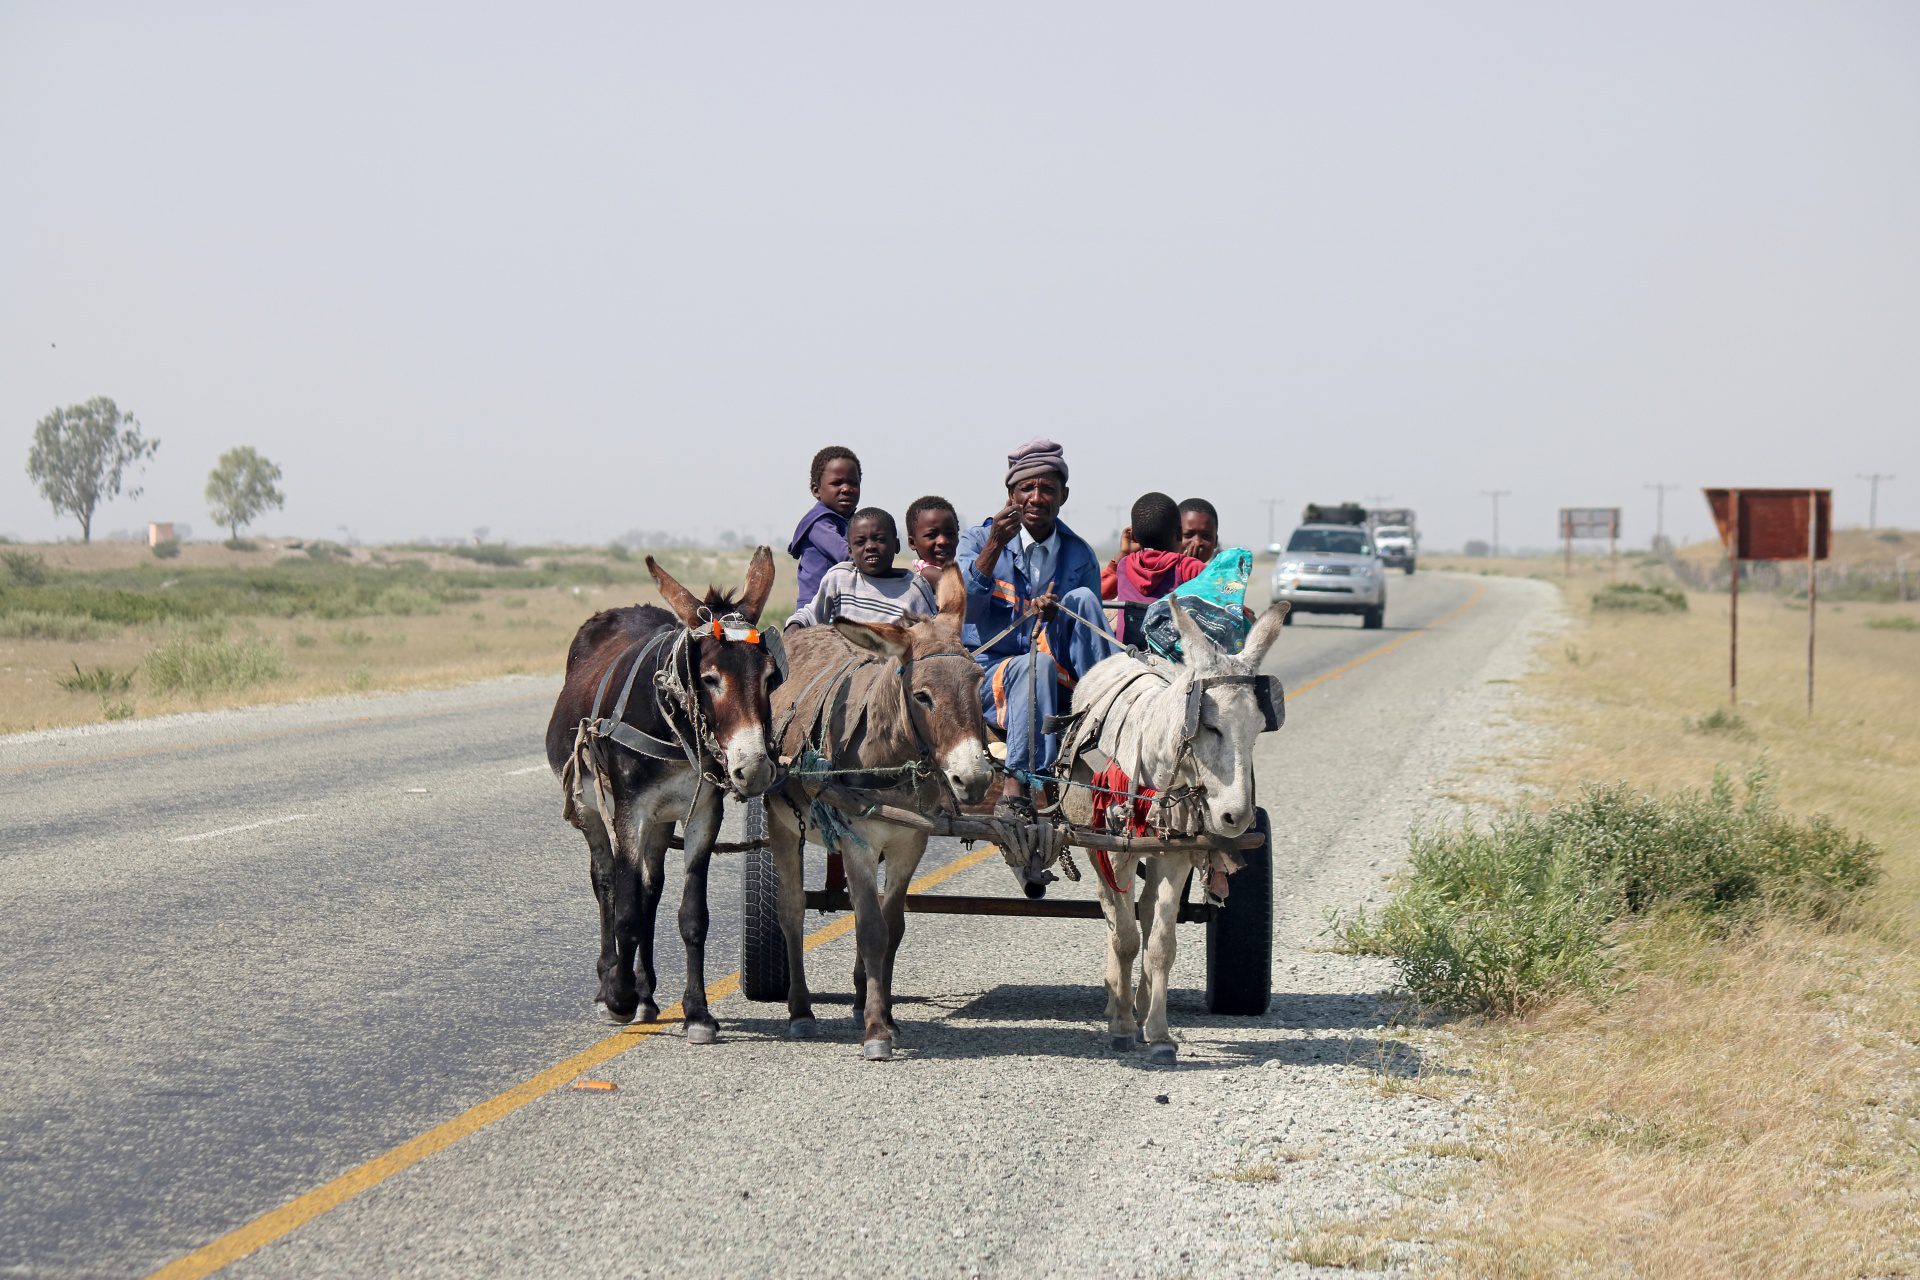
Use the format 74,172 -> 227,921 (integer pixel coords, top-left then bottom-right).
1142,547 -> 1252,660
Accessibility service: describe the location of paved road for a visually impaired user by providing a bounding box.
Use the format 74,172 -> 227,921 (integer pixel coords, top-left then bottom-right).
0,571 -> 1550,1278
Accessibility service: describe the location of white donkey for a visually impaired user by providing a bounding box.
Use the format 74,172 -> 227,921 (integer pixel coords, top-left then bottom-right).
1055,599 -> 1288,1065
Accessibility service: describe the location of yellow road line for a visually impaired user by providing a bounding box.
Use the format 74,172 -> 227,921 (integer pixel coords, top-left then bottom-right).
1281,582 -> 1487,703
148,580 -> 1491,1277
148,841 -> 1001,1280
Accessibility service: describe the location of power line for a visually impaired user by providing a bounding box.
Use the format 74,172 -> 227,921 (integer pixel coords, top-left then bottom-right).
1480,490 -> 1511,557
1261,498 -> 1288,547
1645,482 -> 1680,545
1857,473 -> 1895,530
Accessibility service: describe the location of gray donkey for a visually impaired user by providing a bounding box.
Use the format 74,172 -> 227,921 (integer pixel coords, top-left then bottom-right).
765,567 -> 998,1061
1057,599 -> 1289,1064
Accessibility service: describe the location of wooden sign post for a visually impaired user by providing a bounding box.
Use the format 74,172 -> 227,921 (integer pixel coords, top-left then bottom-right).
1704,488 -> 1831,712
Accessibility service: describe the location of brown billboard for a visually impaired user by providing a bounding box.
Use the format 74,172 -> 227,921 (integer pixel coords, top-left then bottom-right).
1704,488 -> 1831,562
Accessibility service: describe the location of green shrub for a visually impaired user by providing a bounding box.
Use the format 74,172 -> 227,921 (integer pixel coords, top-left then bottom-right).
334,628 -> 373,648
607,542 -> 632,562
57,662 -> 133,696
2,549 -> 51,585
223,537 -> 259,552
1686,708 -> 1748,736
0,556 -> 639,632
1866,615 -> 1919,632
0,610 -> 119,641
151,539 -> 182,560
143,633 -> 288,696
450,543 -> 524,567
372,585 -> 440,616
101,699 -> 135,721
305,541 -> 351,561
1592,583 -> 1688,614
1341,821 -> 1616,1014
1876,530 -> 1905,544
1338,770 -> 1879,1013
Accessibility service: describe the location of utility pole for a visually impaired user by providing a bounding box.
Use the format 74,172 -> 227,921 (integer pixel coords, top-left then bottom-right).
1364,494 -> 1394,509
1645,482 -> 1678,548
1481,490 -> 1511,557
1262,498 -> 1288,548
1857,473 -> 1894,530
1106,503 -> 1126,547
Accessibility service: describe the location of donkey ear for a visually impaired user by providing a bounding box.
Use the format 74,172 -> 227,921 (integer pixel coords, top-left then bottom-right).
646,555 -> 704,629
833,619 -> 912,658
1170,596 -> 1221,666
1239,601 -> 1289,669
935,565 -> 967,620
738,546 -> 775,623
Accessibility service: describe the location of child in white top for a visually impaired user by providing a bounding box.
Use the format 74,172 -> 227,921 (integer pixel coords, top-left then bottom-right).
786,507 -> 937,628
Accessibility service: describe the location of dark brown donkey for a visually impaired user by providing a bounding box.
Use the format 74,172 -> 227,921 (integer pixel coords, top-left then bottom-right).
766,567 -> 998,1060
546,549 -> 782,1043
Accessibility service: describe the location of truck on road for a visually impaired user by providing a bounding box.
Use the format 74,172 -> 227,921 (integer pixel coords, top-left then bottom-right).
1367,507 -> 1419,574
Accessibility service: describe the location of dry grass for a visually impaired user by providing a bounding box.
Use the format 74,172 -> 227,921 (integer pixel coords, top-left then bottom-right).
1371,550 -> 1920,1277
0,543 -> 780,732
1280,1226 -> 1397,1271
0,590 -> 588,730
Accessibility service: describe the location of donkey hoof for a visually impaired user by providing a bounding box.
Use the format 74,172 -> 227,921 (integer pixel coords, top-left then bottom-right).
1147,1042 -> 1179,1066
685,1022 -> 718,1045
787,1017 -> 817,1040
636,1001 -> 660,1024
596,1000 -> 635,1026
1110,1034 -> 1136,1052
861,1038 -> 894,1062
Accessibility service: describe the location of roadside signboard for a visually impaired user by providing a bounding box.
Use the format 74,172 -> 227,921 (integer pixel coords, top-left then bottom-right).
1559,507 -> 1620,539
1704,488 -> 1830,561
1558,507 -> 1622,575
1702,488 -> 1832,712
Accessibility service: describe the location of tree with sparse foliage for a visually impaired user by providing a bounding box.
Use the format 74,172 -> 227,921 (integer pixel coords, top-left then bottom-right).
26,397 -> 160,543
205,447 -> 285,540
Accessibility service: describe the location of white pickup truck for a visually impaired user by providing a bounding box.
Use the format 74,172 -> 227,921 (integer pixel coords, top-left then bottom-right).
1372,524 -> 1417,574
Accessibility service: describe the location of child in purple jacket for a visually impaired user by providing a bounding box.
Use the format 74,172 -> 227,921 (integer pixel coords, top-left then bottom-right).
787,445 -> 861,605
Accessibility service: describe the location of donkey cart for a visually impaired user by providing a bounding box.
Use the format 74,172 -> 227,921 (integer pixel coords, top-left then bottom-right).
735,792 -> 1276,1017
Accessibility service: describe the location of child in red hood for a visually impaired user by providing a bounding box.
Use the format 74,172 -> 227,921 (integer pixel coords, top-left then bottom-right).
1101,491 -> 1204,642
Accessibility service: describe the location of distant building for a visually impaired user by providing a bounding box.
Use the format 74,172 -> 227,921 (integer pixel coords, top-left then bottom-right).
148,522 -> 176,547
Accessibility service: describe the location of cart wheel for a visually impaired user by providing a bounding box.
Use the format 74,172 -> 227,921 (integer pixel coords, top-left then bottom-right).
739,799 -> 789,1002
1205,807 -> 1273,1016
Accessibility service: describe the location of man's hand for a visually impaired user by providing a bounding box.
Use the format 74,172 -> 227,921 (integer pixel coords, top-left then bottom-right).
977,500 -> 1024,576
1027,590 -> 1060,622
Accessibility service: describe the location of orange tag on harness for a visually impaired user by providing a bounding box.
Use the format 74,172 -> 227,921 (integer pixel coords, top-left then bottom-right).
709,618 -> 762,644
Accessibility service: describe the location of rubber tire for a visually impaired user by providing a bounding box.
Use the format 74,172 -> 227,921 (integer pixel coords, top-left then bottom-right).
1281,610 -> 1294,626
1404,562 -> 1416,576
1362,605 -> 1385,630
1205,808 -> 1274,1016
739,799 -> 789,1002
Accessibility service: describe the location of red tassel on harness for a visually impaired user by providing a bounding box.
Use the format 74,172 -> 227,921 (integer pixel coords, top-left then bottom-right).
1088,763 -> 1155,895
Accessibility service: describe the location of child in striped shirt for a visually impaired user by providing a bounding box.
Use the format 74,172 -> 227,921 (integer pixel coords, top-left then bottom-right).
785,507 -> 938,629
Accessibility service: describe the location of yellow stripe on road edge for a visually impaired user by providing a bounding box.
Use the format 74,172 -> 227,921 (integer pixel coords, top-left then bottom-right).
1281,582 -> 1487,703
151,580 -> 1490,1279
148,842 -> 1002,1280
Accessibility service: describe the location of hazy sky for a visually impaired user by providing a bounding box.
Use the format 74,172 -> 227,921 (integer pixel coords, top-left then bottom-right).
4,2 -> 1916,553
